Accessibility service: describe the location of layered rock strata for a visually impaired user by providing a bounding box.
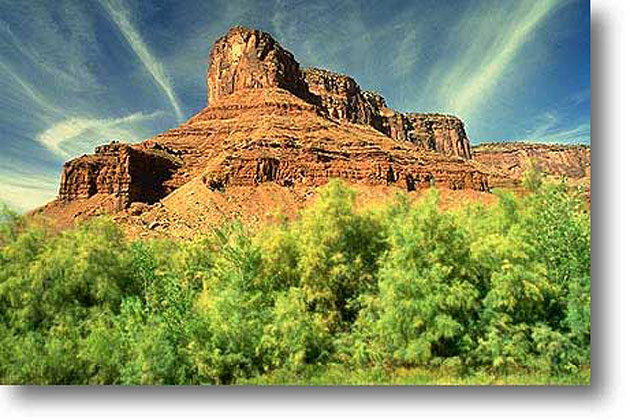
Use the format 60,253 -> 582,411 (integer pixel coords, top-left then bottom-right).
59,142 -> 180,209
472,142 -> 591,186
301,67 -> 472,159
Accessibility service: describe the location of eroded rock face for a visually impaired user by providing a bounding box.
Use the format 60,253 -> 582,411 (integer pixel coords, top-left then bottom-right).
301,67 -> 472,159
404,114 -> 472,159
207,26 -> 311,104
206,28 -> 473,160
193,89 -> 488,192
59,142 -> 180,209
302,68 -> 384,129
472,142 -> 591,187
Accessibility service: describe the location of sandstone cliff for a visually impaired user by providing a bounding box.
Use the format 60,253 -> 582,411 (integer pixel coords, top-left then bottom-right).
59,142 -> 181,209
206,26 -> 473,159
301,67 -> 472,159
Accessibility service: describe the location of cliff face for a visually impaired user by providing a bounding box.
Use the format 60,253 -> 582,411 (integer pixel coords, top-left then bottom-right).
301,67 -> 384,129
207,26 -> 312,104
301,67 -> 472,159
383,112 -> 473,159
45,26 -> 494,234
472,142 -> 591,187
59,142 -> 180,209
206,26 -> 473,160
192,88 -> 487,193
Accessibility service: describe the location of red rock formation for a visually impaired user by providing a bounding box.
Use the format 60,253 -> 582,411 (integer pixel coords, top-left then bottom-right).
472,142 -> 591,187
206,27 -> 474,160
193,89 -> 488,193
43,26 -> 495,234
381,112 -> 473,159
59,142 -> 180,209
207,26 -> 311,104
302,68 -> 384,128
301,67 -> 473,159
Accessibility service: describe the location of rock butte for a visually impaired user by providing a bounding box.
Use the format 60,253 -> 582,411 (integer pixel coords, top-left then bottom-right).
37,26 -> 590,236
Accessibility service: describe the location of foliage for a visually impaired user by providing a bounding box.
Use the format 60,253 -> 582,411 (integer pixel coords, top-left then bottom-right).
0,179 -> 590,384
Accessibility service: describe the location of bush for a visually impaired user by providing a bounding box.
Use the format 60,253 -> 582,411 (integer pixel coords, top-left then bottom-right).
0,178 -> 590,384
366,191 -> 478,365
294,180 -> 385,331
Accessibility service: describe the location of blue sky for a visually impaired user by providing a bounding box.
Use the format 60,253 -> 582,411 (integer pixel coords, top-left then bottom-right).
0,0 -> 590,211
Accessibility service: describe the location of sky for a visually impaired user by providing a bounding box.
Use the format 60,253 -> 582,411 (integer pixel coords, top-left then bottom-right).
0,0 -> 590,211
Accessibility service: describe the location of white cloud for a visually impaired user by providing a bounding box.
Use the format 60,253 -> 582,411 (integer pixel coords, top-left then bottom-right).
100,0 -> 184,121
392,25 -> 420,79
530,121 -> 591,143
424,0 -> 566,119
36,111 -> 164,158
0,18 -> 97,92
527,111 -> 561,140
0,172 -> 57,212
525,110 -> 590,143
0,60 -> 61,117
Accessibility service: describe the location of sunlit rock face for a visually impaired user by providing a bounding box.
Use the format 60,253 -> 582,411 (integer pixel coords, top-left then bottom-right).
207,27 -> 474,161
206,26 -> 311,104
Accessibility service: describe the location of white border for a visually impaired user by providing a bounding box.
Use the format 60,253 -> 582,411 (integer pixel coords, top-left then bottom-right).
1,0 -> 627,419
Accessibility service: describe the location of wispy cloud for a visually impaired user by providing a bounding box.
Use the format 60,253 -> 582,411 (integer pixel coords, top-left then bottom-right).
0,171 -> 58,212
270,0 -> 373,75
569,88 -> 591,106
528,121 -> 591,143
0,18 -> 97,92
527,111 -> 561,140
425,0 -> 565,119
390,22 -> 420,80
100,0 -> 184,121
526,111 -> 590,143
36,111 -> 165,158
0,60 -> 60,118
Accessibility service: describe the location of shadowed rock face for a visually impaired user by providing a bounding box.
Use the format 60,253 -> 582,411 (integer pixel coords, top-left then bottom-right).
301,67 -> 472,159
46,26 -> 493,233
301,68 -> 385,129
59,142 -> 180,209
383,112 -> 473,159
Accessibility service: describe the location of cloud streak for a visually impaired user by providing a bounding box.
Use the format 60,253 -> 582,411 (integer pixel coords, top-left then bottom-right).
0,18 -> 96,92
452,1 -> 560,114
0,169 -> 58,212
36,111 -> 165,158
424,0 -> 565,120
0,60 -> 60,118
525,104 -> 591,143
100,0 -> 184,121
528,120 -> 591,143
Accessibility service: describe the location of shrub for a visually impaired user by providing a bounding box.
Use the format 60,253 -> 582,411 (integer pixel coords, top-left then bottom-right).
294,180 -> 386,331
0,178 -> 590,384
362,190 -> 479,366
